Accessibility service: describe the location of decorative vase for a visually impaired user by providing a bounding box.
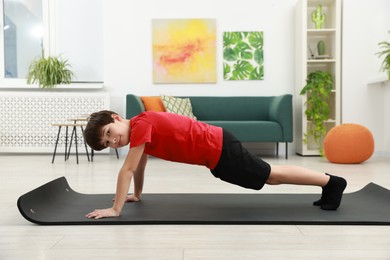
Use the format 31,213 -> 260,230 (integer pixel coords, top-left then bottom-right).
317,40 -> 325,56
311,5 -> 325,29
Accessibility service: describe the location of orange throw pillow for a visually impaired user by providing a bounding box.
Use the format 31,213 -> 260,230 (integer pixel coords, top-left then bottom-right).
141,96 -> 166,112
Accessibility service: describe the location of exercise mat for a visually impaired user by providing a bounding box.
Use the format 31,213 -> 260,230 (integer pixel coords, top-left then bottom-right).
17,177 -> 390,225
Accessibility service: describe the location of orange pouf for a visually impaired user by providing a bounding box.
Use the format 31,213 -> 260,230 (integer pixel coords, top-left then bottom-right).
323,124 -> 374,164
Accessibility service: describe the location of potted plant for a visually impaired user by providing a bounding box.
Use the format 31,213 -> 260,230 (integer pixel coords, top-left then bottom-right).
27,54 -> 74,89
376,32 -> 390,79
300,70 -> 333,154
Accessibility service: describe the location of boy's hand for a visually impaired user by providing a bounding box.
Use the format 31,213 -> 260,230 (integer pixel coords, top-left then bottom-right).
86,207 -> 119,219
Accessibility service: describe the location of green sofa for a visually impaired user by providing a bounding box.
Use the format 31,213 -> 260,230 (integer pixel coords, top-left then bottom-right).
126,94 -> 293,158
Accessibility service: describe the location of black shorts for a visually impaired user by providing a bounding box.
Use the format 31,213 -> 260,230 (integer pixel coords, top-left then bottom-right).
210,129 -> 271,190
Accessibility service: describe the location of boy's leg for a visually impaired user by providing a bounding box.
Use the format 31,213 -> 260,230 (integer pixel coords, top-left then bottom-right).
266,165 -> 329,186
266,165 -> 347,210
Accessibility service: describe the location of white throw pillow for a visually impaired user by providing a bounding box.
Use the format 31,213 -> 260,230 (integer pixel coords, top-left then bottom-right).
160,95 -> 197,120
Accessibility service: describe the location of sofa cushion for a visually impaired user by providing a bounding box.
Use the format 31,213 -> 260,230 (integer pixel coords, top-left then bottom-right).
141,96 -> 166,112
203,121 -> 283,142
186,96 -> 272,121
161,95 -> 197,120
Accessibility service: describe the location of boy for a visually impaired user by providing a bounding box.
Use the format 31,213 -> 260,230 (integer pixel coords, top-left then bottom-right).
84,110 -> 347,219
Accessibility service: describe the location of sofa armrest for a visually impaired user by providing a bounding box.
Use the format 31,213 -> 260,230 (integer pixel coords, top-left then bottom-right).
268,94 -> 293,142
126,94 -> 145,119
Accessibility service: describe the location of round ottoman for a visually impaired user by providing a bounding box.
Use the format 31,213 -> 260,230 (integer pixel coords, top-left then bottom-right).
323,124 -> 374,164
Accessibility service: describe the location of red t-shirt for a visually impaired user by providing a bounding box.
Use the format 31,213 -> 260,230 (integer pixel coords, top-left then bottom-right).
130,112 -> 223,169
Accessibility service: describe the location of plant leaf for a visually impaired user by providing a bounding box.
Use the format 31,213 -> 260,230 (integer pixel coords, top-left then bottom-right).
231,60 -> 254,80
248,32 -> 263,49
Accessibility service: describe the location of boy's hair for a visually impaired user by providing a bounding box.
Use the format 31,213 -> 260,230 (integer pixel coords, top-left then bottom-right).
84,110 -> 117,151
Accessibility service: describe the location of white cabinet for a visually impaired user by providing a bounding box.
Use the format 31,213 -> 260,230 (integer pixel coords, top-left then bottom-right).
294,0 -> 342,156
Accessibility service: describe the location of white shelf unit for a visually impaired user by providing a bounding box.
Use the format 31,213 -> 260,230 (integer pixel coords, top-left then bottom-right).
367,76 -> 390,86
294,0 -> 342,156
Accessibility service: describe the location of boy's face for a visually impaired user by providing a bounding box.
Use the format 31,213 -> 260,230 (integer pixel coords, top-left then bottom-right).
100,114 -> 130,149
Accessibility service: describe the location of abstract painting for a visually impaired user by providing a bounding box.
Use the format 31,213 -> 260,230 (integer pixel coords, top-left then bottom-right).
152,19 -> 216,83
223,31 -> 264,80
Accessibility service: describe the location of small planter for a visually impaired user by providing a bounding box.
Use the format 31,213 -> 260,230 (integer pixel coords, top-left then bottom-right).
27,55 -> 74,89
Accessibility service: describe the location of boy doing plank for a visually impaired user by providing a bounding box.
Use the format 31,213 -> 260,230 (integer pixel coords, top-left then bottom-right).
84,110 -> 347,219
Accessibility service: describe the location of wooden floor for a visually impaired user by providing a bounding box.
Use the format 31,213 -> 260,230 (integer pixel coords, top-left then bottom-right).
1,153 -> 390,259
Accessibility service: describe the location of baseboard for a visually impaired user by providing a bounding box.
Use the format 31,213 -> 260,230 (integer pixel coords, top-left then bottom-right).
373,151 -> 390,158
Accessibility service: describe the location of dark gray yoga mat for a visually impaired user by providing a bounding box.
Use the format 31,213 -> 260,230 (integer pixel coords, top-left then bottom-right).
17,176 -> 390,225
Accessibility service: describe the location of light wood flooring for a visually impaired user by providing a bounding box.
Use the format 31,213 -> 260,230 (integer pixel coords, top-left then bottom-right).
1,152 -> 390,259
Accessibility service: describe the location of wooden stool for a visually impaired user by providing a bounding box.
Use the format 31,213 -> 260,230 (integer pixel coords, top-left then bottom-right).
51,123 -> 89,164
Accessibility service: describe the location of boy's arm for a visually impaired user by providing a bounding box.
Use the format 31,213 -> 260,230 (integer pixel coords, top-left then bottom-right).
112,143 -> 146,213
86,143 -> 146,219
131,152 -> 148,200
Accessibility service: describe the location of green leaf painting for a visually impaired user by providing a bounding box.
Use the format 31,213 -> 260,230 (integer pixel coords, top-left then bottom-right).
223,31 -> 264,80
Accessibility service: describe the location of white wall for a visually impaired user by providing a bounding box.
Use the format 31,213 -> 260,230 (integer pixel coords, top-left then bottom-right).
100,0 -> 390,156
55,0 -> 103,82
102,0 -> 297,155
342,0 -> 390,156
102,0 -> 297,114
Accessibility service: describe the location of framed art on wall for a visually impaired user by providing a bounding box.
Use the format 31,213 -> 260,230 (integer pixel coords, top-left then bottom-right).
223,31 -> 264,80
152,19 -> 217,84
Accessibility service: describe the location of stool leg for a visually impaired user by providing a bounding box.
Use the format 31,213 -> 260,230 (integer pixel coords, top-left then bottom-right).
52,126 -> 62,164
74,126 -> 79,164
67,127 -> 75,160
91,149 -> 94,162
115,148 -> 119,159
276,142 -> 279,157
65,126 -> 69,161
80,126 -> 90,162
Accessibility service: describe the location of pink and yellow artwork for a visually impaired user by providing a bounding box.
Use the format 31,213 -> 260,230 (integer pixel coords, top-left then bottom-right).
152,19 -> 216,83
